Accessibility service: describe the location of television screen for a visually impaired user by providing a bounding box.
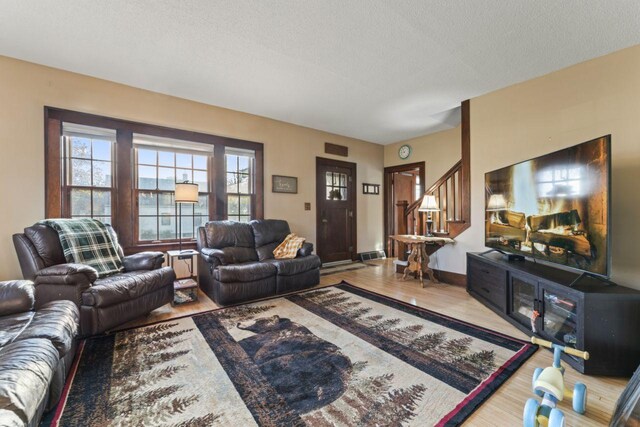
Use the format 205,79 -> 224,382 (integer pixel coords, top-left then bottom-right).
484,136 -> 610,276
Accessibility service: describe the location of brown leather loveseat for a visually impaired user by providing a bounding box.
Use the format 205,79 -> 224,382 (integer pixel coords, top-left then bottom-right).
197,219 -> 321,305
13,223 -> 175,336
0,280 -> 78,427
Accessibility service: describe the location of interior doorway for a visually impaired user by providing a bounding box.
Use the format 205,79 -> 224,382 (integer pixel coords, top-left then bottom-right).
384,162 -> 425,257
316,157 -> 357,265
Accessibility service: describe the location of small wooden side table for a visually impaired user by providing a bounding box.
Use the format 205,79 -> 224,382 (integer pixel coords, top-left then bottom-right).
167,249 -> 199,305
389,235 -> 454,287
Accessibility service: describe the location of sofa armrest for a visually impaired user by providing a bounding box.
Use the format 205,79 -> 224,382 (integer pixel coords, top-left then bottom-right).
0,280 -> 35,316
34,264 -> 98,286
297,242 -> 314,258
123,252 -> 165,271
200,248 -> 225,266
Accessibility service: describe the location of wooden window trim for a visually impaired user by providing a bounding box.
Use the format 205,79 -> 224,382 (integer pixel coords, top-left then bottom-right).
45,107 -> 264,254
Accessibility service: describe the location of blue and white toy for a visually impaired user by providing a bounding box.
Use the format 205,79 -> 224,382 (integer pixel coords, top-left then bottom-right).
523,336 -> 590,427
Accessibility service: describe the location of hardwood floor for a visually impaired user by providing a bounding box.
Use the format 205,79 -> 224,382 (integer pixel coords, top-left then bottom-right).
119,259 -> 626,426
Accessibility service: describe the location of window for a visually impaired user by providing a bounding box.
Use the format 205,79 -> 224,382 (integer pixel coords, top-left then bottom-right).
63,124 -> 116,224
326,172 -> 348,200
46,108 -> 264,251
134,135 -> 213,242
226,148 -> 255,222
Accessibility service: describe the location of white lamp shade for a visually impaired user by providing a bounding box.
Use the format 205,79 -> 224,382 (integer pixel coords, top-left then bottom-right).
486,194 -> 507,211
418,195 -> 439,212
175,182 -> 199,203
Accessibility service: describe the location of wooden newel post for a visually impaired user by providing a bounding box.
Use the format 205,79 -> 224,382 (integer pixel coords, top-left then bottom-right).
395,200 -> 409,260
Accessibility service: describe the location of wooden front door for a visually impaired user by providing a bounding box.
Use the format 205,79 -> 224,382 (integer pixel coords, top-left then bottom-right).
316,157 -> 357,264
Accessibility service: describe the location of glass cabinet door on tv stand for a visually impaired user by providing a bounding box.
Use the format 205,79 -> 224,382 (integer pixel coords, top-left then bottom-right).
540,286 -> 579,349
508,274 -> 537,330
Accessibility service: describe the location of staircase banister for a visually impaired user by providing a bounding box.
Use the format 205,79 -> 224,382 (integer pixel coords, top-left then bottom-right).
424,159 -> 462,195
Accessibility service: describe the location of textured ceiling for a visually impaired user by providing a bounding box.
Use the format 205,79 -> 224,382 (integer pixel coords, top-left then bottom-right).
1,1 -> 640,144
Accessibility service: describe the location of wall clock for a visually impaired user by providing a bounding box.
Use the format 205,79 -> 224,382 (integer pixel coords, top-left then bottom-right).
398,144 -> 411,160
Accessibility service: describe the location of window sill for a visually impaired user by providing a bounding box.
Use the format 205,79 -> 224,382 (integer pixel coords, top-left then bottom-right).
124,241 -> 197,255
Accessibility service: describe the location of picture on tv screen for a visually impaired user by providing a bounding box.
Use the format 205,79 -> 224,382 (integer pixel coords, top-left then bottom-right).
484,136 -> 610,276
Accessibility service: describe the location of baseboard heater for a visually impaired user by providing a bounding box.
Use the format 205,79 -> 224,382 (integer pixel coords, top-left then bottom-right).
359,250 -> 386,261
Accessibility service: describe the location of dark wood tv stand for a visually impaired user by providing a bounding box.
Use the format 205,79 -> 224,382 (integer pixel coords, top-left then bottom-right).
467,252 -> 640,376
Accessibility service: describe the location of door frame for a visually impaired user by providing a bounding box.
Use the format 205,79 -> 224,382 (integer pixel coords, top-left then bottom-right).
316,157 -> 358,263
383,161 -> 425,256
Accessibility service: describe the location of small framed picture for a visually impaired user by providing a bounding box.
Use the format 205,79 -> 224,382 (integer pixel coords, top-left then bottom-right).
272,175 -> 298,194
362,183 -> 380,195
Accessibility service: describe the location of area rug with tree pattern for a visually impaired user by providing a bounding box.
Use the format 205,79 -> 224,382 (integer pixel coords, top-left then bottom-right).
47,282 -> 536,426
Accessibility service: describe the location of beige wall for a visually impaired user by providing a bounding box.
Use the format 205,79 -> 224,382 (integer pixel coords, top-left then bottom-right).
384,127 -> 461,190
0,55 -> 384,280
437,44 -> 640,289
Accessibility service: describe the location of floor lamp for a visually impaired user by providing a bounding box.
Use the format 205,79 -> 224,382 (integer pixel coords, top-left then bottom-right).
418,195 -> 440,237
175,181 -> 199,253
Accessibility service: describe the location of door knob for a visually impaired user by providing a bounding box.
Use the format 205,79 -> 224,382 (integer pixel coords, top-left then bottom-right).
322,219 -> 328,223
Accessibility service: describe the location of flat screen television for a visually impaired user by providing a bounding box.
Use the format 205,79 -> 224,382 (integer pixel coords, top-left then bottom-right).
484,135 -> 611,277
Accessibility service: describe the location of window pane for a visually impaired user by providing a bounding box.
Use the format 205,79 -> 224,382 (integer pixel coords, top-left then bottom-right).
193,155 -> 207,170
158,167 -> 175,190
138,165 -> 157,190
158,151 -> 174,167
180,216 -> 194,239
227,195 -> 239,215
238,174 -> 250,194
139,217 -> 158,241
92,160 -> 112,187
228,215 -> 240,222
194,216 -> 207,235
92,139 -> 111,161
158,193 -> 175,216
176,153 -> 192,168
71,159 -> 92,186
138,192 -> 158,216
176,169 -> 192,184
238,156 -> 249,172
138,149 -> 157,165
70,189 -> 91,216
194,170 -> 208,192
195,195 -> 208,215
226,155 -> 238,172
177,203 -> 194,216
93,190 -> 111,216
326,172 -> 332,185
238,215 -> 251,223
226,173 -> 238,194
159,215 -> 176,240
70,138 -> 91,159
341,188 -> 347,200
239,196 -> 251,215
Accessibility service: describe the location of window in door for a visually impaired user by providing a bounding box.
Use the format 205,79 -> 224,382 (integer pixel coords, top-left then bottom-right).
326,172 -> 348,201
226,148 -> 255,222
134,135 -> 213,242
63,123 -> 116,224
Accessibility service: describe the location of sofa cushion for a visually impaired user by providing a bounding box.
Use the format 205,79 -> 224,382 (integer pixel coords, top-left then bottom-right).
0,280 -> 34,317
263,255 -> 321,276
250,219 -> 291,261
0,312 -> 34,348
203,221 -> 258,263
0,338 -> 58,425
214,262 -> 277,283
17,301 -> 78,358
82,267 -> 175,308
0,409 -> 23,427
24,224 -> 66,268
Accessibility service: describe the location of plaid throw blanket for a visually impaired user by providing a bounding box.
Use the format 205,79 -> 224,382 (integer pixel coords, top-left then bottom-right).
40,218 -> 124,278
273,233 -> 306,259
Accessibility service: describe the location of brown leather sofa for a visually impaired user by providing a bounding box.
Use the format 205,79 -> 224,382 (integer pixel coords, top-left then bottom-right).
13,223 -> 175,336
0,280 -> 79,427
197,219 -> 321,305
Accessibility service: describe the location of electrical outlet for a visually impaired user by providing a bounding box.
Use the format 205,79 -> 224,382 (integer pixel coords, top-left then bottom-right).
304,202 -> 311,211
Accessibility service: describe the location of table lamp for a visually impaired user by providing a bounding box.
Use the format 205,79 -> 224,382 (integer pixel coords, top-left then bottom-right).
175,181 -> 199,253
418,195 -> 440,236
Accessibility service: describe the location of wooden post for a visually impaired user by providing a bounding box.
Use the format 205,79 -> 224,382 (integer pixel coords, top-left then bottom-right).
395,200 -> 409,260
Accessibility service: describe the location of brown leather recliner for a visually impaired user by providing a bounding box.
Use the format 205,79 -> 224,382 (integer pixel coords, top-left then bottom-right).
0,280 -> 79,426
13,223 -> 175,336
